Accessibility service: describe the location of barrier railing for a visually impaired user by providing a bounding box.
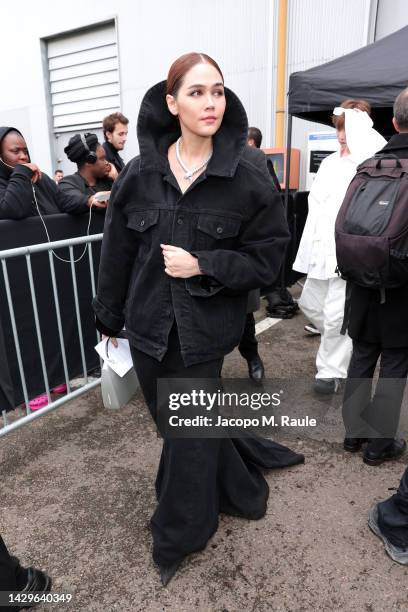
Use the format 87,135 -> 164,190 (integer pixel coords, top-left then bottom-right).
0,233 -> 103,437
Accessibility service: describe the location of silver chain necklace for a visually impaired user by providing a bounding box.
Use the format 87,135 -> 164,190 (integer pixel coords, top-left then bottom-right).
175,137 -> 212,183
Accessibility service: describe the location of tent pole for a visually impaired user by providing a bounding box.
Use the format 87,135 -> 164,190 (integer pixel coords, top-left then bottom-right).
277,112 -> 293,290
284,112 -> 292,210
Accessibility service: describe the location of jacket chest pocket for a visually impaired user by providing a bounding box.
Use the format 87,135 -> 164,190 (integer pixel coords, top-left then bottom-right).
196,214 -> 241,250
127,209 -> 160,260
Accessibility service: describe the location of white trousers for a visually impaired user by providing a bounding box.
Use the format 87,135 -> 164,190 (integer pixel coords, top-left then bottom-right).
299,276 -> 352,379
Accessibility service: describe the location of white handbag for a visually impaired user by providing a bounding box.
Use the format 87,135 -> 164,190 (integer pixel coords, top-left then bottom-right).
100,338 -> 139,409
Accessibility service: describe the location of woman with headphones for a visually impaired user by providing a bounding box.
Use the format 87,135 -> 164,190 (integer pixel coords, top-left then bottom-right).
59,132 -> 113,209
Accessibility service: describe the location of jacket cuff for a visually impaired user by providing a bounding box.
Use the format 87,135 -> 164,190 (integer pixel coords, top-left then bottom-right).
185,275 -> 225,297
13,164 -> 34,179
191,251 -> 216,278
95,316 -> 119,337
92,296 -> 124,336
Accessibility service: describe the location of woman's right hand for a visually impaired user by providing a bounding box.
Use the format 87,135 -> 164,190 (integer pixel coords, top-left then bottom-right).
23,163 -> 42,183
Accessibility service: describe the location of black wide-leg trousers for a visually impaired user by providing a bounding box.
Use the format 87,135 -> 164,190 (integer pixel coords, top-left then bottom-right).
130,325 -> 304,566
343,340 -> 408,451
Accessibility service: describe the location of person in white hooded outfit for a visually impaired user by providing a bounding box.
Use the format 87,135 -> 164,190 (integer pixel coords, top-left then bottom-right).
293,99 -> 386,394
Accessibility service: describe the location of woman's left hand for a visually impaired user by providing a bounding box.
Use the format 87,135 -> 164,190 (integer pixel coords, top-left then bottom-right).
161,244 -> 201,278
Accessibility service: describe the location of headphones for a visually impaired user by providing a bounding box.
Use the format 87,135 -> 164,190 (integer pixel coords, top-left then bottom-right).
0,156 -> 14,169
80,133 -> 97,164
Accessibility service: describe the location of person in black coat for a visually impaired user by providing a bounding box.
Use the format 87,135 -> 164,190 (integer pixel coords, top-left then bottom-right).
361,87 -> 408,565
59,132 -> 113,210
93,52 -> 304,585
0,127 -> 89,220
0,534 -> 51,611
237,126 -> 282,383
342,88 -> 408,465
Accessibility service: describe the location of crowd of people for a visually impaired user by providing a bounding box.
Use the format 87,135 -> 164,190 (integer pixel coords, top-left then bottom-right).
2,50 -> 408,605
0,112 -> 129,222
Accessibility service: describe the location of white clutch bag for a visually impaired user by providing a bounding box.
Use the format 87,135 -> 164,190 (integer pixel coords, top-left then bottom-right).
100,337 -> 139,409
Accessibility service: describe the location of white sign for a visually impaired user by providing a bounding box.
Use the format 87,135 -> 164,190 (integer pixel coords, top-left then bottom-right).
306,131 -> 338,190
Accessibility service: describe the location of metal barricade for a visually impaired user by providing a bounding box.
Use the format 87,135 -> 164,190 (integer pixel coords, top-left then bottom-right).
0,233 -> 103,437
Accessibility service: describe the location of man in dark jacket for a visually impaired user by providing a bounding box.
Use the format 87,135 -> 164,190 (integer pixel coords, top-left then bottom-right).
361,87 -> 408,565
0,127 -> 89,220
59,133 -> 113,210
102,112 -> 129,175
237,127 -> 280,383
342,88 -> 408,466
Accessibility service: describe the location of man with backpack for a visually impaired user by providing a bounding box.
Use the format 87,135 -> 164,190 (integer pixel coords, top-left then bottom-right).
338,87 -> 408,466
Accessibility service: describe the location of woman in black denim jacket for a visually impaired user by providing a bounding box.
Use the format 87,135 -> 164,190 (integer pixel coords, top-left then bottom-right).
94,52 -> 304,585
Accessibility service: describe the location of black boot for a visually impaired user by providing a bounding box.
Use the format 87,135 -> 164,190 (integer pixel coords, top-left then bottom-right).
265,288 -> 299,319
363,439 -> 406,466
343,437 -> 368,452
247,354 -> 265,384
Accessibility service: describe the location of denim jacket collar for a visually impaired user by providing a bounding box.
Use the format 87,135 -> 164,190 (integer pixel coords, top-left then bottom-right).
136,80 -> 248,178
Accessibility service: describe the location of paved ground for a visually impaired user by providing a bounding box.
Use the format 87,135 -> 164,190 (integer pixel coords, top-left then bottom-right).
1,297 -> 408,611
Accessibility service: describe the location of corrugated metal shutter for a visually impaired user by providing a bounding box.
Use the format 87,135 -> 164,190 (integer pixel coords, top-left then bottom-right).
47,22 -> 120,133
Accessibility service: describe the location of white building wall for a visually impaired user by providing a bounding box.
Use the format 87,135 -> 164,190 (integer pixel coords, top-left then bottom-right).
375,0 -> 408,39
286,0 -> 375,188
3,0 -> 403,187
0,0 -> 275,176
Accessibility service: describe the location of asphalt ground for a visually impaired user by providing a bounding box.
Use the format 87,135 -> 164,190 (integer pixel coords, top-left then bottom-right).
1,294 -> 408,611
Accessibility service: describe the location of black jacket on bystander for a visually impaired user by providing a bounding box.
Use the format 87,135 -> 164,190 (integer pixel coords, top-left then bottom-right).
348,132 -> 408,348
0,127 -> 89,220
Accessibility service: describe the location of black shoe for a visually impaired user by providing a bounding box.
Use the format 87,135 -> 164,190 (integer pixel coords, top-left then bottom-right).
247,355 -> 265,384
159,559 -> 182,587
343,437 -> 368,453
265,289 -> 299,319
313,378 -> 339,395
363,439 -> 407,466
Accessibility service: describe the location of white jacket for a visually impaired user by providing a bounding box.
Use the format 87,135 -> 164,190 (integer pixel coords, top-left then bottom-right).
293,152 -> 357,279
293,109 -> 387,280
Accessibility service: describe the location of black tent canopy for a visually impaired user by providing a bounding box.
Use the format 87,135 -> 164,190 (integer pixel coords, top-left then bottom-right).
278,27 -> 408,289
287,25 -> 408,135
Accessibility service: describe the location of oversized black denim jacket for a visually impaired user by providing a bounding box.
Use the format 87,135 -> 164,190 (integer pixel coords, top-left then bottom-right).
93,81 -> 289,365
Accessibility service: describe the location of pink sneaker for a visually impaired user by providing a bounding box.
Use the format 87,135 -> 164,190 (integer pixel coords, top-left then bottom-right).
52,384 -> 67,394
29,394 -> 49,411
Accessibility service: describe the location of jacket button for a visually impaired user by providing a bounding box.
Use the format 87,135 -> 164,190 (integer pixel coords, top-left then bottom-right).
177,217 -> 183,225
140,219 -> 145,227
216,226 -> 223,234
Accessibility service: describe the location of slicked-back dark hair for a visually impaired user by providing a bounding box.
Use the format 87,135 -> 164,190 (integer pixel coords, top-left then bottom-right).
166,52 -> 224,97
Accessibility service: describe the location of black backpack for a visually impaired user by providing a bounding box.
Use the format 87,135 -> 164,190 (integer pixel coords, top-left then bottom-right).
335,154 -> 408,301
